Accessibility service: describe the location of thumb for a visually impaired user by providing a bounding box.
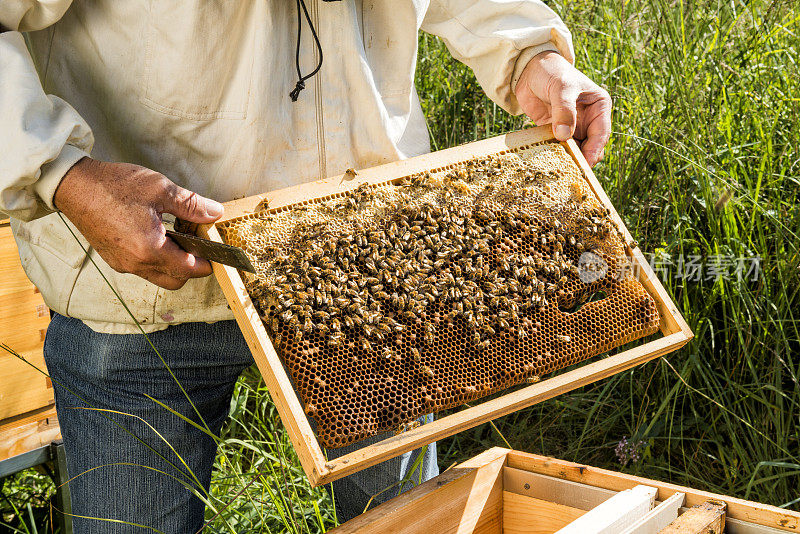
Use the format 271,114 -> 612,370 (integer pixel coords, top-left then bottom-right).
549,80 -> 579,141
162,181 -> 224,223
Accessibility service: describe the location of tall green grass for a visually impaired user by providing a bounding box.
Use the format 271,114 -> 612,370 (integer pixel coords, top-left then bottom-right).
3,0 -> 798,530
423,0 -> 800,510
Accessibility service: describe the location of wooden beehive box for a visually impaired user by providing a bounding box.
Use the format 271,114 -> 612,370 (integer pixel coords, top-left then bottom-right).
0,219 -> 53,421
330,447 -> 800,533
198,126 -> 693,486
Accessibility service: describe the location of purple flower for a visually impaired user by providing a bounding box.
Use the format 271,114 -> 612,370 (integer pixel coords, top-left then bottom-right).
615,436 -> 647,466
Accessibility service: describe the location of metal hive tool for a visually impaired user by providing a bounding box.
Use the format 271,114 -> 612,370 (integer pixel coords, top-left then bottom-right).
218,142 -> 660,449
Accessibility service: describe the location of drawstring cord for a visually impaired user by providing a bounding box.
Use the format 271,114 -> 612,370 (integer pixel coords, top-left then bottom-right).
290,0 -> 324,101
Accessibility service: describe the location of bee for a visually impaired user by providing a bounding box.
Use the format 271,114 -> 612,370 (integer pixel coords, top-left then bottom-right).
394,420 -> 421,435
255,197 -> 271,211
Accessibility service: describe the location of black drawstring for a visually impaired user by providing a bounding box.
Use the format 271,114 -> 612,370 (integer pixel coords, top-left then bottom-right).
290,0 -> 324,102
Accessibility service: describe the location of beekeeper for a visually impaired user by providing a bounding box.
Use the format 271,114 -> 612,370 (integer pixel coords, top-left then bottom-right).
0,0 -> 611,530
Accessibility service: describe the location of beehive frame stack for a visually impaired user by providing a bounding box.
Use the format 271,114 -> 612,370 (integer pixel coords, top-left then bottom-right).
198,126 -> 693,486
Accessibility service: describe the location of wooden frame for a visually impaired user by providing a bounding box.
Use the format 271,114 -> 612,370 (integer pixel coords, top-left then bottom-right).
330,447 -> 800,533
198,126 -> 694,486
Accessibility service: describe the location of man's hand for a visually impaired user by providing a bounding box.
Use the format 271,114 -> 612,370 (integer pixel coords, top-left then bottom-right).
54,157 -> 224,290
515,51 -> 612,166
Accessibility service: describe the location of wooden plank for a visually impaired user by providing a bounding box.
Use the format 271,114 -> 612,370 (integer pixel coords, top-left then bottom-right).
659,501 -> 726,533
722,517 -> 788,534
0,289 -> 49,353
506,451 -> 800,531
200,126 -> 692,486
620,492 -> 685,534
0,350 -> 54,420
553,485 -> 657,533
0,225 -> 40,295
0,406 -> 60,462
0,222 -> 53,420
504,467 -> 616,510
503,492 -> 585,534
330,447 -> 508,534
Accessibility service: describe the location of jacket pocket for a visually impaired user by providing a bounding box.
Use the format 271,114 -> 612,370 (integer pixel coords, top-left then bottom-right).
141,1 -> 256,120
11,215 -> 90,317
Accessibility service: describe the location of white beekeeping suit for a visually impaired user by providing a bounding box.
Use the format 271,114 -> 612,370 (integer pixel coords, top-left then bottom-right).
0,0 -> 573,333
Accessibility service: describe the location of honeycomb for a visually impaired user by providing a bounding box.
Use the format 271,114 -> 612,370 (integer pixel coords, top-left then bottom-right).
218,142 -> 660,448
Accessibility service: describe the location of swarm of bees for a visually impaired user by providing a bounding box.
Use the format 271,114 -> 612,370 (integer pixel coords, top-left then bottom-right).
221,143 -> 660,448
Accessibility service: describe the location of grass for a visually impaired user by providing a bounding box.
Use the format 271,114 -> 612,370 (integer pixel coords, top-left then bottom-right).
2,0 -> 799,530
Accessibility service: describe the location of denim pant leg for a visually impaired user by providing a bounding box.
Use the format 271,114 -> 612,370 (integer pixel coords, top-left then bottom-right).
45,313 -> 437,530
44,314 -> 254,534
324,417 -> 439,523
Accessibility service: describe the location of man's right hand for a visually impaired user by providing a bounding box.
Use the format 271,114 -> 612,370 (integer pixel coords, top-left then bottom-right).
54,157 -> 224,290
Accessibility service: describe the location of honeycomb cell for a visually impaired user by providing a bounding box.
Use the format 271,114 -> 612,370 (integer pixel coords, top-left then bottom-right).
218,142 -> 660,448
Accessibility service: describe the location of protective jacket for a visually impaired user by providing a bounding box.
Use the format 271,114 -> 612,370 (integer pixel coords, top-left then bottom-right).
0,0 -> 573,333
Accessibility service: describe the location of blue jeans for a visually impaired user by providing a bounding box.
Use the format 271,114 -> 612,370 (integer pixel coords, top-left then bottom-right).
44,313 -> 438,532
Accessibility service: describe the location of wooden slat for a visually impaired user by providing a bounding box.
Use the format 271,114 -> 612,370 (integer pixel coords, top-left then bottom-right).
720,517 -> 787,534
620,492 -> 685,534
503,492 -> 585,534
553,485 -> 657,534
506,451 -> 800,531
0,406 -> 60,462
330,447 -> 508,533
200,126 -> 692,486
503,467 -> 616,510
659,501 -> 726,533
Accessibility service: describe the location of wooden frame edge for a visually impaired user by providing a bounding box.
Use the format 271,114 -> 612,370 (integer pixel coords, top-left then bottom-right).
202,224 -> 329,485
563,139 -> 693,341
209,127 -> 555,225
200,127 -> 693,487
315,331 -> 688,485
329,447 -> 510,533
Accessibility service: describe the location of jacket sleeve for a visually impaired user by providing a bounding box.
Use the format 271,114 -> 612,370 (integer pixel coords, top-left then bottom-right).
0,1 -> 93,222
421,0 -> 575,115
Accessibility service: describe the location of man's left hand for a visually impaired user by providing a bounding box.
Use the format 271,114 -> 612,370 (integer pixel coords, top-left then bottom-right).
515,51 -> 612,167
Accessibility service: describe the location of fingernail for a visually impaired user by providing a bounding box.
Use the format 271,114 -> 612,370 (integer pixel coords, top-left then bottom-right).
205,199 -> 224,218
554,124 -> 572,140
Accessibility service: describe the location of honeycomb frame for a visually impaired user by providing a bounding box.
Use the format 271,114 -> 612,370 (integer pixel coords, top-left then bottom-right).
198,126 -> 693,486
